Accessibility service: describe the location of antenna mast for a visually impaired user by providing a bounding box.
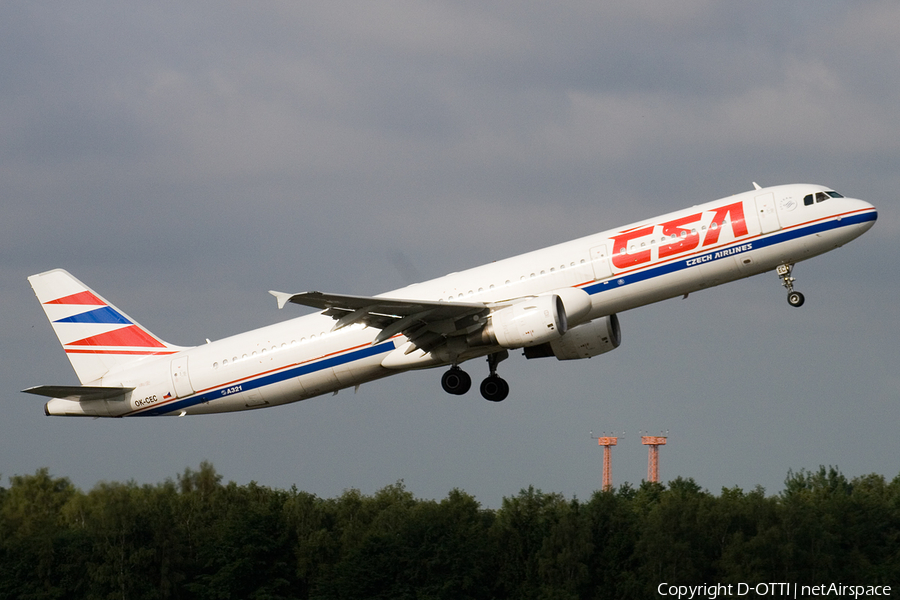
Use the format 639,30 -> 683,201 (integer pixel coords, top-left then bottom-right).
641,431 -> 668,483
591,431 -> 623,491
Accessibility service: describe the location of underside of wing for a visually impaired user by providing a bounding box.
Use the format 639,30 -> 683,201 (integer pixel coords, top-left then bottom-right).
270,290 -> 490,354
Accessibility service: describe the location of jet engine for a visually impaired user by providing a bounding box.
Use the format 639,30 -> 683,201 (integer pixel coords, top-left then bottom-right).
469,294 -> 567,349
523,314 -> 621,360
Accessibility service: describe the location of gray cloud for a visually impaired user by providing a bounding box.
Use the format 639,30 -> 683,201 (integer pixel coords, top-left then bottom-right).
1,1 -> 896,505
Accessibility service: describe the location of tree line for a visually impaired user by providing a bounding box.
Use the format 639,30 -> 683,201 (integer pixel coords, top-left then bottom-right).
1,462 -> 897,599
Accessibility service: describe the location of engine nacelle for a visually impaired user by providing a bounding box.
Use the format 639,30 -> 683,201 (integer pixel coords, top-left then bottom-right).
523,314 -> 621,360
470,294 -> 567,349
551,287 -> 593,327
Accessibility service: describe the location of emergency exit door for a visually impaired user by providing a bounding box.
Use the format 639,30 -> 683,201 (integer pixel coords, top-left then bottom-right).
170,356 -> 194,398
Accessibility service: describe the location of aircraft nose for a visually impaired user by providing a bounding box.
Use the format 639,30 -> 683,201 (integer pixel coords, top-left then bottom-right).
852,198 -> 877,232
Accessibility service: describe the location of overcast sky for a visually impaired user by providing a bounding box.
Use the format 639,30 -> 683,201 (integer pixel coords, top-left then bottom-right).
2,2 -> 898,506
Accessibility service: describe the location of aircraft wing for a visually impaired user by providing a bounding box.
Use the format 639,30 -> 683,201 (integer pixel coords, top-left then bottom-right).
269,290 -> 490,353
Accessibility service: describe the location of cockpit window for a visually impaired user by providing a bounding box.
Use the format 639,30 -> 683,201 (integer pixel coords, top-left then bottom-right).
804,190 -> 844,206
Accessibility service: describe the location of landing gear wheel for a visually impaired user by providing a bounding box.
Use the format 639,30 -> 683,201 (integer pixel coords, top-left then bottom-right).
787,291 -> 805,307
777,264 -> 805,308
441,367 -> 471,395
480,375 -> 509,402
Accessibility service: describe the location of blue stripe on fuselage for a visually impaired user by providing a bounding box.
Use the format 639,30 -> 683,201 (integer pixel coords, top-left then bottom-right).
133,340 -> 396,416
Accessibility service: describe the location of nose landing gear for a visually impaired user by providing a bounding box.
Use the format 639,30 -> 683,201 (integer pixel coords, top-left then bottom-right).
777,264 -> 805,307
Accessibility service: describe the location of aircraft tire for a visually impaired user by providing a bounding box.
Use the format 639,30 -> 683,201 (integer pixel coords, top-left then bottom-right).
480,375 -> 509,402
787,291 -> 805,307
441,367 -> 471,395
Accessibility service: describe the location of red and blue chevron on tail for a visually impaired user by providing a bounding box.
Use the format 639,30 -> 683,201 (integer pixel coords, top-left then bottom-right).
28,269 -> 184,384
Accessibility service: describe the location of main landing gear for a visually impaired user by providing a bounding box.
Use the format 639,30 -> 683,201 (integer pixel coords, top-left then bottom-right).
777,264 -> 805,307
441,366 -> 471,395
441,351 -> 510,402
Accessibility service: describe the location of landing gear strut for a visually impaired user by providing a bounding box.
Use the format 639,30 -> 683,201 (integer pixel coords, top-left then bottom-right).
480,351 -> 509,402
439,351 -> 510,401
777,264 -> 805,307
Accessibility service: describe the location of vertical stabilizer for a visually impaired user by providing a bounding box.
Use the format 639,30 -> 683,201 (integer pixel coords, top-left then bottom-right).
28,269 -> 185,384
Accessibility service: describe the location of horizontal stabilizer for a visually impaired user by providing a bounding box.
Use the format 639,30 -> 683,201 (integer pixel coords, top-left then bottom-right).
22,385 -> 134,402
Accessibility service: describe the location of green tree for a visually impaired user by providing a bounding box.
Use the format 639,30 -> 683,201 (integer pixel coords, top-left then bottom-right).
0,468 -> 83,599
186,481 -> 296,600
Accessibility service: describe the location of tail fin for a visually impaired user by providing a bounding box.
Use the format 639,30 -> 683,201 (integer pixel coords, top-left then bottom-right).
28,269 -> 185,384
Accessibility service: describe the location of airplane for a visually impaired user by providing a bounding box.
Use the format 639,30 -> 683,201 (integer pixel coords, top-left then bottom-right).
23,183 -> 876,417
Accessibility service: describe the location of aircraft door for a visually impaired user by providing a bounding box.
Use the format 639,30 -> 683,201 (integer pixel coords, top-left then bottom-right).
754,192 -> 782,234
170,356 -> 194,398
590,244 -> 612,280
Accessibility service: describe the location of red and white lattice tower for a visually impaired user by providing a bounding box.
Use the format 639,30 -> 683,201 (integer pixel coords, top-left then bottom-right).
641,435 -> 667,483
596,436 -> 618,491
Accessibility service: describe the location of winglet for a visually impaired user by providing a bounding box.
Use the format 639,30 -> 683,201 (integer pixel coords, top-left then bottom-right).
268,290 -> 295,310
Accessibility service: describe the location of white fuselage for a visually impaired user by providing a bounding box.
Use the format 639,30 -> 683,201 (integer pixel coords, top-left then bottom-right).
47,184 -> 877,416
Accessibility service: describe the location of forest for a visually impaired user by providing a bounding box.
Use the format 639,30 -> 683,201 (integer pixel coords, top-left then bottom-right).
1,463 -> 897,599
